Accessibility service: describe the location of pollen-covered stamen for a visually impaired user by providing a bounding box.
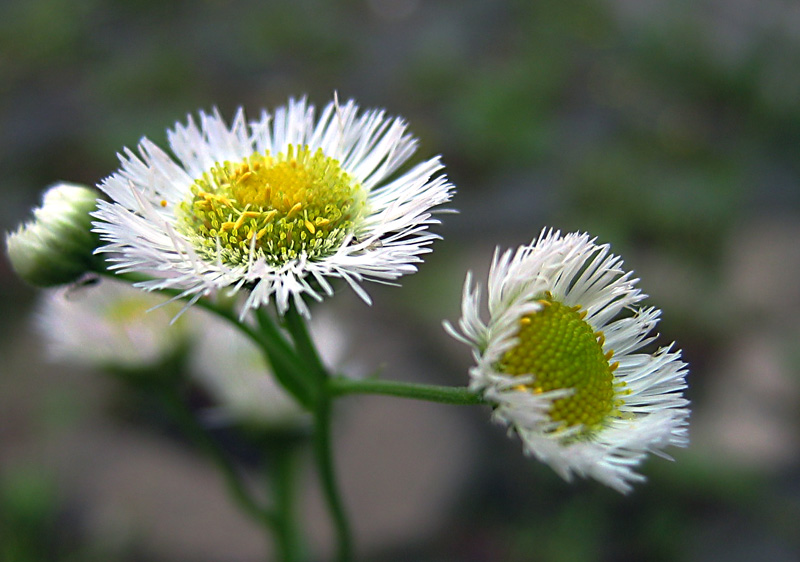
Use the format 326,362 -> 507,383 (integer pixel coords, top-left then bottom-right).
176,145 -> 366,266
498,294 -> 625,435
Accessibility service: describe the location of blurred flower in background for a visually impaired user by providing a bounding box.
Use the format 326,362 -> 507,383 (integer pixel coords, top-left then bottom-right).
36,278 -> 192,371
190,310 -> 349,430
37,276 -> 352,429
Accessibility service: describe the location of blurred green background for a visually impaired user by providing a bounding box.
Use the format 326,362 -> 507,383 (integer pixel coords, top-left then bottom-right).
2,0 -> 800,560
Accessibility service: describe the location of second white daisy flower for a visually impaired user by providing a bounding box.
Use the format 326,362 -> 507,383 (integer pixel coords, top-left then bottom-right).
446,229 -> 690,493
92,96 -> 453,317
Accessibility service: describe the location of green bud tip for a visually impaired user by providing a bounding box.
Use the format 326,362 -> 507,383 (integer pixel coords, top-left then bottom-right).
6,182 -> 101,287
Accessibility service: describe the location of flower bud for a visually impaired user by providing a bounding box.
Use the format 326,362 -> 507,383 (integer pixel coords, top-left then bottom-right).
6,183 -> 100,287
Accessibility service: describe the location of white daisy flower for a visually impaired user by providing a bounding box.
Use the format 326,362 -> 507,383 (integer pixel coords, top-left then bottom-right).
37,278 -> 193,370
92,96 -> 454,317
446,229 -> 690,493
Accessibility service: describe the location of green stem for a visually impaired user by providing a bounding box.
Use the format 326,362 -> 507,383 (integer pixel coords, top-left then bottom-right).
253,307 -> 316,408
328,377 -> 485,406
154,382 -> 276,529
314,399 -> 353,562
95,270 -> 277,359
97,270 -> 315,408
95,269 -> 325,559
268,438 -> 304,562
283,303 -> 327,383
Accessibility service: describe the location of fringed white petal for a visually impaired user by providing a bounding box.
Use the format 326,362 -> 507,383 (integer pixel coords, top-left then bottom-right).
92,96 -> 454,317
447,230 -> 690,493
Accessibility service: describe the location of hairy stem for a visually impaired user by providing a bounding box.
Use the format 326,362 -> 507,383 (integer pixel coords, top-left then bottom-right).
328,377 -> 485,406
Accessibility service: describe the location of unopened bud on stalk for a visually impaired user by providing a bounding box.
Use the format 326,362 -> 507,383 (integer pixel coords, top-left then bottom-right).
6,183 -> 100,287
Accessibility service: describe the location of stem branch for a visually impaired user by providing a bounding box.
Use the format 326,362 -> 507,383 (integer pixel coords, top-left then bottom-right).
155,383 -> 276,529
328,377 -> 485,406
314,399 -> 353,562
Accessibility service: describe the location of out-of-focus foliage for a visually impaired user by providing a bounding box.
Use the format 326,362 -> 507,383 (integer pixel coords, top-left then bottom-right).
0,467 -> 134,562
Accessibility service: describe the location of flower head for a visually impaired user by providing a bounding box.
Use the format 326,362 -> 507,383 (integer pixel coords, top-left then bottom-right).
92,96 -> 453,317
7,183 -> 99,287
446,229 -> 689,493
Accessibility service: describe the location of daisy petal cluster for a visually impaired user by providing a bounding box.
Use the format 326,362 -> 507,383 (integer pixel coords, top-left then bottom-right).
446,229 -> 690,493
92,96 -> 453,317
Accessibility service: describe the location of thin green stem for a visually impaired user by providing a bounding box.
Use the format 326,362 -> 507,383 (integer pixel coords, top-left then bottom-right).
95,270 -> 278,360
97,269 -> 315,408
283,303 -> 327,383
314,399 -> 353,562
328,377 -> 485,406
95,269 -> 321,559
154,382 -> 276,529
253,307 -> 316,408
197,297 -> 272,353
268,438 -> 304,562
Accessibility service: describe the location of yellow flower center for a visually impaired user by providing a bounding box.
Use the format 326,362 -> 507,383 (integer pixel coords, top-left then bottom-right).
177,145 -> 366,266
498,295 -> 623,436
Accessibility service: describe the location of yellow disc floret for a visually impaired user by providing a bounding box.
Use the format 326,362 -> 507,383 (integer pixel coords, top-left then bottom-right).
176,145 -> 366,267
498,294 -> 623,436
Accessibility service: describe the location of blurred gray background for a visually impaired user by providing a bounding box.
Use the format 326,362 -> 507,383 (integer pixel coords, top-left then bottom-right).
2,0 -> 800,560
